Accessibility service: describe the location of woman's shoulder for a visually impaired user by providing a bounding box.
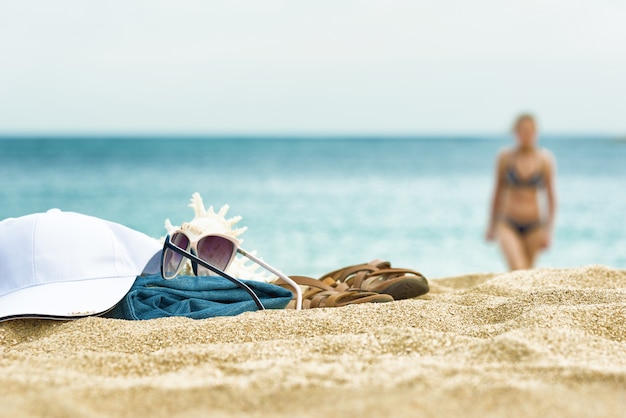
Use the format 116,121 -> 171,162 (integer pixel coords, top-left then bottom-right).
537,147 -> 556,164
536,147 -> 556,176
497,146 -> 516,159
494,147 -> 515,172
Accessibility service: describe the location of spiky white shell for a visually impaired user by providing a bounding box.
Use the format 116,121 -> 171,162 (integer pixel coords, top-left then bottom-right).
163,192 -> 272,282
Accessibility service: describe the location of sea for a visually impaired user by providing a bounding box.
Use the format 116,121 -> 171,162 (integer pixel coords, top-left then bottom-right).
1,135 -> 625,279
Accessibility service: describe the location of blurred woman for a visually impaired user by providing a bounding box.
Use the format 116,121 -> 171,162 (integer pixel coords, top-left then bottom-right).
486,114 -> 557,270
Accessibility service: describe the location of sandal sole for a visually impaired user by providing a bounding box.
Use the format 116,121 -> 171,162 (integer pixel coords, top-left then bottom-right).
377,278 -> 429,300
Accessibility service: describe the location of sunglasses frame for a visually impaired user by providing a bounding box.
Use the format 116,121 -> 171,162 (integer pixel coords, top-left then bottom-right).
161,235 -> 265,310
162,231 -> 303,310
169,231 -> 239,276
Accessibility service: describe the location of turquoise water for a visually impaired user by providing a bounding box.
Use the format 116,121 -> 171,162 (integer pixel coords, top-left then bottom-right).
1,136 -> 625,278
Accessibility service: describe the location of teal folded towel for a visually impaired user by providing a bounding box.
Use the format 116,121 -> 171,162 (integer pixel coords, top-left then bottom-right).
108,274 -> 292,320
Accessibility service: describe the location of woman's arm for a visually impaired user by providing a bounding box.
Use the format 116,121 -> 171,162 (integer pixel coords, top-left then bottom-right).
486,150 -> 507,241
542,150 -> 557,247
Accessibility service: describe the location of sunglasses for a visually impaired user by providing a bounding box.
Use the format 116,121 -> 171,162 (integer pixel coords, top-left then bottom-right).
161,231 -> 302,310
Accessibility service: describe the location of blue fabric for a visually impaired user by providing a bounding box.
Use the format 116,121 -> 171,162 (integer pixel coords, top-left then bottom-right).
108,274 -> 292,320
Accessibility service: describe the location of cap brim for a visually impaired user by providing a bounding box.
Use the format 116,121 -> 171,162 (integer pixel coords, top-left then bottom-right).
0,275 -> 138,321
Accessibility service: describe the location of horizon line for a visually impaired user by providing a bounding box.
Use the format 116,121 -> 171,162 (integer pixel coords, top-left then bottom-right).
0,130 -> 623,140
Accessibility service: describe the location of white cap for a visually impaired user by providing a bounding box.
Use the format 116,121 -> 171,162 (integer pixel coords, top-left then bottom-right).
0,209 -> 161,321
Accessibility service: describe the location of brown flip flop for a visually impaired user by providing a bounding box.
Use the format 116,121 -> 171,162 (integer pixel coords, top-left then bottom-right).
274,275 -> 393,309
321,259 -> 429,300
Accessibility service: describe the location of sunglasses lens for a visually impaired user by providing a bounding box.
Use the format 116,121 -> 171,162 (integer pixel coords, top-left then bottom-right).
195,236 -> 235,275
162,232 -> 191,279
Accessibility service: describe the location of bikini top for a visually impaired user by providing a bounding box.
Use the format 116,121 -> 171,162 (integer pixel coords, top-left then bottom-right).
505,154 -> 545,188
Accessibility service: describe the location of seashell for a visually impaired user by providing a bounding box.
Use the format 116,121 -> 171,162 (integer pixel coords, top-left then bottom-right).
162,192 -> 272,282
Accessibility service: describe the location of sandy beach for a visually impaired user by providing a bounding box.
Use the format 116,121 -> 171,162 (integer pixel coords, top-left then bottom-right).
1,264 -> 625,418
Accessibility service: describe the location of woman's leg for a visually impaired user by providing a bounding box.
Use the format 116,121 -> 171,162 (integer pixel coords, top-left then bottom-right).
522,227 -> 546,268
497,223 -> 531,270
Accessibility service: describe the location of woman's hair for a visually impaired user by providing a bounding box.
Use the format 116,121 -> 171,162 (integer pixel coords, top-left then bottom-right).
512,113 -> 537,132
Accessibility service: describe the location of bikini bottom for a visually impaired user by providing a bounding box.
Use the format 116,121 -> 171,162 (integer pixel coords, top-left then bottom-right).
501,217 -> 542,236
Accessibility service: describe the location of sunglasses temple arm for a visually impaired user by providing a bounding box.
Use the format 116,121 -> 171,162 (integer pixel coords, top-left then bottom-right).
237,248 -> 303,311
167,242 -> 265,310
195,257 -> 265,311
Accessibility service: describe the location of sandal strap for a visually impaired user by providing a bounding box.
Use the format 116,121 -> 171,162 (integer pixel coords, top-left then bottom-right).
274,275 -> 393,308
321,259 -> 391,285
320,260 -> 429,299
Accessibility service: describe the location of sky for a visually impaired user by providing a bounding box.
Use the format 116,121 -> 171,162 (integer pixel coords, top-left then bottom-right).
1,0 -> 625,136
